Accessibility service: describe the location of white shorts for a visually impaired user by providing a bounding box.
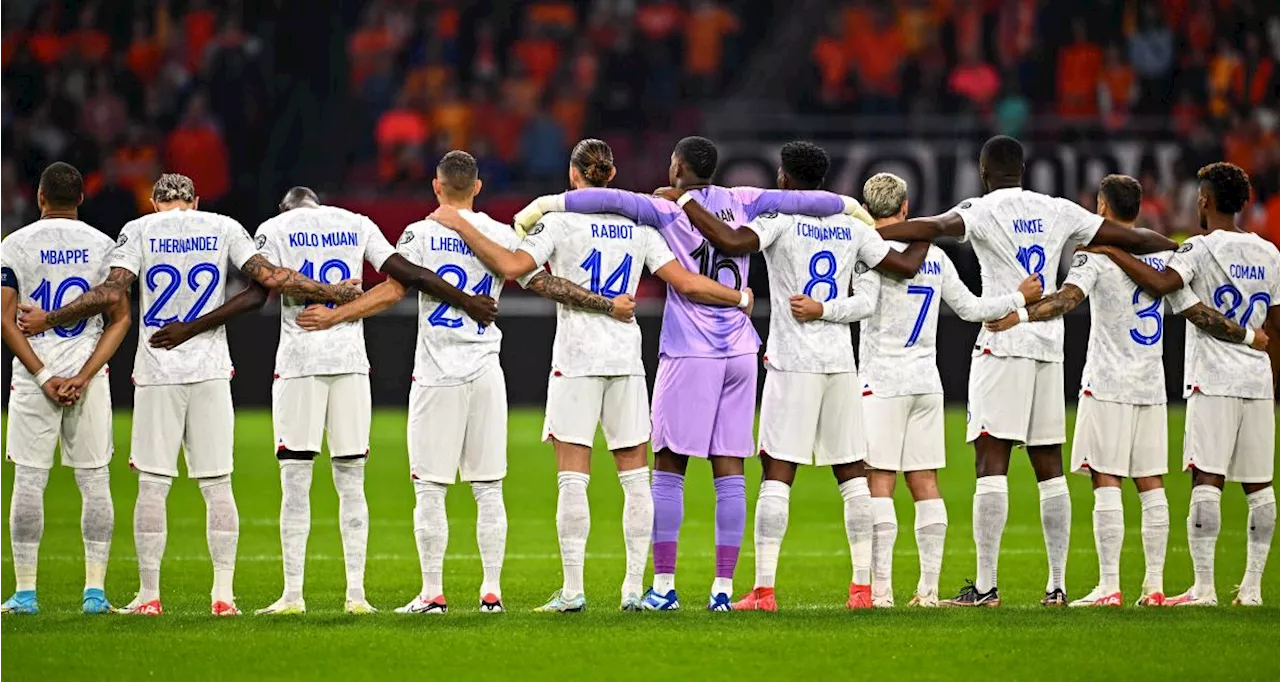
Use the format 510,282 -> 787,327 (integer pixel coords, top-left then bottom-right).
5,378 -> 113,470
758,370 -> 864,467
863,393 -> 945,472
129,379 -> 234,479
542,373 -> 649,451
1070,395 -> 1167,479
272,373 -> 371,457
408,367 -> 508,484
1183,393 -> 1276,483
966,355 -> 1065,447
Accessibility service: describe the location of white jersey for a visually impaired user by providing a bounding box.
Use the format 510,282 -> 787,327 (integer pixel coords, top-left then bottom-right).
853,242 -> 1024,397
397,209 -> 536,386
1,219 -> 115,391
255,205 -> 396,379
110,209 -> 259,386
953,188 -> 1104,361
745,212 -> 890,374
520,212 -> 675,377
1164,231 -> 1280,400
1065,249 -> 1174,405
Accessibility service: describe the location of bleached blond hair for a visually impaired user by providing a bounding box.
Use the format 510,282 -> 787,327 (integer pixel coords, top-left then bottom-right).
862,172 -> 907,219
151,173 -> 196,203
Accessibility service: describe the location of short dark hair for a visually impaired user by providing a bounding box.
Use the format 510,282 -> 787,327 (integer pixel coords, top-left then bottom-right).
779,141 -> 829,189
280,186 -> 319,211
1098,174 -> 1142,222
437,150 -> 478,196
673,136 -> 718,180
979,135 -> 1025,177
39,162 -> 83,208
1197,162 -> 1252,214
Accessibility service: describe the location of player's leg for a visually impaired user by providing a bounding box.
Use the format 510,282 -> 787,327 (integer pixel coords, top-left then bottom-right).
904,471 -> 946,607
1170,392 -> 1236,606
327,374 -> 375,613
734,454 -> 797,612
1066,395 -> 1126,607
705,353 -> 757,608
863,393 -> 910,609
2,387 -> 59,614
649,449 -> 688,604
185,379 -> 240,616
833,460 -> 873,609
460,367 -> 509,612
1027,361 -> 1071,606
399,381 -> 465,615
816,372 -> 873,609
60,376 -> 116,613
1129,402 -> 1170,606
1230,398 -> 1276,606
601,375 -> 653,610
258,375 -> 325,614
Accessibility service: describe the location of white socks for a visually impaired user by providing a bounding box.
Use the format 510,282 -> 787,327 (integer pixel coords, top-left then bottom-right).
278,459 -> 314,602
871,496 -> 896,598
1188,484 -> 1222,595
471,481 -> 507,599
1243,487 -> 1276,592
134,474 -> 172,602
618,468 -> 652,599
1138,488 -> 1168,594
75,466 -> 113,591
9,465 -> 49,592
840,478 -> 873,585
914,498 -> 947,596
556,472 -> 591,599
1092,486 -> 1124,592
973,475 -> 1008,593
331,458 -> 369,603
753,480 -> 791,588
1038,476 -> 1071,593
413,480 -> 449,599
199,475 -> 239,604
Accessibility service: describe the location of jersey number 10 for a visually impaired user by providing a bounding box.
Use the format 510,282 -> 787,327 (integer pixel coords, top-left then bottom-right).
30,276 -> 92,338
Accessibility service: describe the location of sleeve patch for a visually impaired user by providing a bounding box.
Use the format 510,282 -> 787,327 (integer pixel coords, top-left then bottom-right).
854,261 -> 870,274
1176,242 -> 1193,253
959,201 -> 973,210
255,233 -> 268,250
526,222 -> 546,236
397,231 -> 415,246
1072,253 -> 1088,267
116,232 -> 129,247
760,211 -> 779,219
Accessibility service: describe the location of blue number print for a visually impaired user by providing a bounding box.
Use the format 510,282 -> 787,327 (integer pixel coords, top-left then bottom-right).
427,266 -> 493,333
142,262 -> 220,327
1128,286 -> 1163,346
30,277 -> 91,338
1214,284 -> 1271,327
299,258 -> 352,309
1016,245 -> 1046,287
579,249 -> 633,298
803,250 -> 839,301
905,285 -> 935,347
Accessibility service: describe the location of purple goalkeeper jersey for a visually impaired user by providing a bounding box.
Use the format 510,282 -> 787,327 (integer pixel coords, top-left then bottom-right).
563,186 -> 846,358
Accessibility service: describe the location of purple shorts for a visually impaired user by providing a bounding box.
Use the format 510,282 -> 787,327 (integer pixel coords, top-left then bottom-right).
651,354 -> 758,459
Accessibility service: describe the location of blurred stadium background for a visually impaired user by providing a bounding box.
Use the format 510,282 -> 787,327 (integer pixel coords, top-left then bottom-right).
4,0 -> 1280,405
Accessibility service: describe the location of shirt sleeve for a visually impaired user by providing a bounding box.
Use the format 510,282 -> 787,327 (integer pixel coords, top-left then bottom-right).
743,213 -> 788,250
821,265 -> 880,323
1164,285 -> 1200,314
939,251 -> 1023,322
361,216 -> 396,270
395,225 -> 424,264
254,223 -> 280,263
108,221 -> 144,274
735,187 -> 844,221
563,188 -> 679,230
226,220 -> 258,270
1165,239 -> 1200,289
1062,251 -> 1101,297
492,220 -> 544,289
855,225 -> 893,269
643,226 -> 677,273
516,218 -> 558,269
949,197 -> 982,244
1055,197 -> 1104,245
0,238 -> 16,290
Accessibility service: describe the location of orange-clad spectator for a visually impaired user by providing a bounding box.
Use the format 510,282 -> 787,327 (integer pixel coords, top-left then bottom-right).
349,8 -> 393,89
183,0 -> 217,72
113,126 -> 161,197
431,86 -> 472,150
511,28 -> 562,87
1221,116 -> 1254,173
1263,192 -> 1280,247
850,9 -> 906,98
1206,39 -> 1243,119
636,0 -> 684,42
1099,45 -> 1136,130
375,92 -> 429,182
28,11 -> 64,66
528,1 -> 577,32
899,0 -> 942,55
1243,33 -> 1275,107
126,19 -> 163,84
684,0 -> 740,77
435,7 -> 461,41
1170,90 -> 1201,137
1,30 -> 22,68
484,94 -> 525,163
1056,19 -> 1102,121
503,63 -> 542,118
403,62 -> 453,102
995,0 -> 1037,68
948,46 -> 1001,111
1182,0 -> 1213,53
952,0 -> 987,64
551,91 -> 586,143
812,32 -> 848,102
841,2 -> 875,47
67,7 -> 111,64
165,94 -> 231,202
570,38 -> 600,92
1137,173 -> 1171,235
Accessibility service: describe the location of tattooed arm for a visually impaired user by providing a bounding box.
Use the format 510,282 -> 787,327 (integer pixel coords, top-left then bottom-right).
18,267 -> 136,335
1180,301 -> 1256,345
239,254 -> 360,305
526,271 -> 635,321
984,284 -> 1084,332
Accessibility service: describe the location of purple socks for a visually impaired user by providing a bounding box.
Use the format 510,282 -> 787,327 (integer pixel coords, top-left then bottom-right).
650,471 -> 685,575
714,475 -> 746,579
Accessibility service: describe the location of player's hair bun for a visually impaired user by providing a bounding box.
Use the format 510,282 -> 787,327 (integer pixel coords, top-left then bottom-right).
571,138 -> 615,187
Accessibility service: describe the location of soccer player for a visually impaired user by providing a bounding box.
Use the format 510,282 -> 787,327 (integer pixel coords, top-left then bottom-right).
791,172 -> 1040,608
1082,162 -> 1279,607
511,136 -> 867,610
985,173 -> 1263,607
1,163 -> 130,615
431,139 -> 750,613
294,151 -> 632,614
875,136 -> 1178,606
18,173 -> 358,616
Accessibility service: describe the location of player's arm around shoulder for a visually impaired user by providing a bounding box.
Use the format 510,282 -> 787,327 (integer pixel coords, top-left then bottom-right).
1084,238 -> 1188,297
432,205 -> 538,280
796,261 -> 880,324
668,188 -> 760,256
17,265 -> 136,336
653,258 -> 751,310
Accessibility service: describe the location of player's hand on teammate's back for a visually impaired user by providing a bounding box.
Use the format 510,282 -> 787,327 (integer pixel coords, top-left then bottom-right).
15,303 -> 52,336
652,186 -> 683,202
464,294 -> 499,326
789,294 -> 823,322
429,205 -> 466,231
744,287 -> 755,317
1018,275 -> 1043,303
149,320 -> 196,350
610,294 -> 636,322
296,304 -> 340,331
1251,327 -> 1270,351
985,311 -> 1020,332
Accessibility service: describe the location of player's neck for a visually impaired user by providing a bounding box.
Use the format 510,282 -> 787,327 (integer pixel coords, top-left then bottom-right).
1203,215 -> 1242,233
39,208 -> 77,221
438,198 -> 473,211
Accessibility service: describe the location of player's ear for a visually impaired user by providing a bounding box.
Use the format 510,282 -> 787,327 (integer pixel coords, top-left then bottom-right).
193,197 -> 200,210
607,166 -> 616,183
473,178 -> 483,198
901,199 -> 909,219
76,191 -> 84,207
149,198 -> 159,213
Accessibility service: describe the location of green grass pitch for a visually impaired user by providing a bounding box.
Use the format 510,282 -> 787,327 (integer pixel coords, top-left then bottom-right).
2,406 -> 1277,681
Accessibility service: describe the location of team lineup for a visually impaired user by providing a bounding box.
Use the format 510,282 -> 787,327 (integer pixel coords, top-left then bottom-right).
1,134 -> 1277,617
